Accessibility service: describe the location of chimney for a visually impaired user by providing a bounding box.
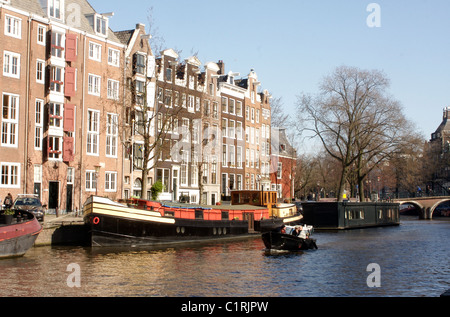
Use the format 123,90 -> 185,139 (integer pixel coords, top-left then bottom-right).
444,107 -> 450,120
217,60 -> 225,75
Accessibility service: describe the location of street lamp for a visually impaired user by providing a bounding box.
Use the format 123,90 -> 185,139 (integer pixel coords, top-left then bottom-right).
94,165 -> 101,196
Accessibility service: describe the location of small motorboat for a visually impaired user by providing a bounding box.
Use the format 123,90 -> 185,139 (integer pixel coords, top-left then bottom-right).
262,225 -> 317,251
0,210 -> 42,259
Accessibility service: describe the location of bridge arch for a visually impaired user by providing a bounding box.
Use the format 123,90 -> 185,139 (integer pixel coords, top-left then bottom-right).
396,197 -> 450,219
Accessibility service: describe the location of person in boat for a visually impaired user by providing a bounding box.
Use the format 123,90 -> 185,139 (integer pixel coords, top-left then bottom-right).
293,226 -> 302,237
279,225 -> 286,234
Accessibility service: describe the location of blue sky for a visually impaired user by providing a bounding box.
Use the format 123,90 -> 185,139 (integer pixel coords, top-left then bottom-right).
90,0 -> 450,152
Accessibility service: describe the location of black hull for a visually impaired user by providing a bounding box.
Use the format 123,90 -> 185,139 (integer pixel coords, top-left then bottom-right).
262,231 -> 318,251
86,213 -> 289,247
0,232 -> 39,259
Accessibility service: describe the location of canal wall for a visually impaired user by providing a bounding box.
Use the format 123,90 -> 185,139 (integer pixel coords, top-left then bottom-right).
34,215 -> 89,247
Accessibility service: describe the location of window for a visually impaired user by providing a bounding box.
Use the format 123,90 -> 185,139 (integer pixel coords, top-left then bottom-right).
256,109 -> 260,123
49,0 -> 64,20
246,106 -> 250,120
188,95 -> 195,112
4,15 -> 21,39
212,102 -> 218,119
277,162 -> 282,179
237,146 -> 242,168
95,15 -> 108,36
50,66 -> 63,93
107,79 -> 119,100
105,172 -> 117,192
85,171 -> 96,192
1,93 -> 18,147
89,42 -> 101,61
251,150 -> 254,168
237,174 -> 242,190
156,169 -> 170,193
251,108 -> 255,123
51,32 -> 64,58
48,136 -> 62,159
0,163 -> 20,188
106,113 -> 118,157
36,60 -> 45,84
165,67 -> 172,82
229,145 -> 235,167
49,103 -> 62,129
35,100 -> 43,150
222,145 -> 227,167
88,74 -> 101,96
3,51 -> 20,78
246,149 -> 249,167
236,101 -> 242,116
228,120 -> 235,139
228,98 -> 235,114
87,110 -> 99,155
37,25 -> 46,45
164,89 -> 172,107
108,48 -> 120,67
236,121 -> 242,139
221,97 -> 227,113
211,159 -> 217,185
181,151 -> 188,186
134,53 -> 146,75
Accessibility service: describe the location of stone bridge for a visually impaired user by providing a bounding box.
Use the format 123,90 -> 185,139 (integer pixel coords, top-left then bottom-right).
392,196 -> 450,220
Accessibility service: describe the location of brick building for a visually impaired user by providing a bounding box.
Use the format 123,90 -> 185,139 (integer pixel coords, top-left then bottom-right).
0,0 -> 292,210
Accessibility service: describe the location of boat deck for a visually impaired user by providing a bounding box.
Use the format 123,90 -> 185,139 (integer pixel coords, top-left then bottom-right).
160,202 -> 267,211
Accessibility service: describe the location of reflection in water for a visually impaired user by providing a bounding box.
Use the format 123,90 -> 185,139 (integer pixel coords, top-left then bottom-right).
0,217 -> 448,297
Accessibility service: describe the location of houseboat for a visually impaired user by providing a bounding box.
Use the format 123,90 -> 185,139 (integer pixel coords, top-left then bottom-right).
301,201 -> 400,230
82,190 -> 302,247
0,211 -> 42,259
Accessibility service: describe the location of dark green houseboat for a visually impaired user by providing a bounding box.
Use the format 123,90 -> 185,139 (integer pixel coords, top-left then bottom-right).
301,202 -> 400,230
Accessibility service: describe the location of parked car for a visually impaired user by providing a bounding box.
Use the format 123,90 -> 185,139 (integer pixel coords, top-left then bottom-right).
12,195 -> 46,222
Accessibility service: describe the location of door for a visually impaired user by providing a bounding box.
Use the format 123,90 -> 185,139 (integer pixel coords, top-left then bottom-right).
66,184 -> 73,213
243,212 -> 255,232
49,181 -> 59,212
172,168 -> 179,202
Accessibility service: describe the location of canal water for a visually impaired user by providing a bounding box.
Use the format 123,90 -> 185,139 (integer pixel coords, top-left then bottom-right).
0,217 -> 448,297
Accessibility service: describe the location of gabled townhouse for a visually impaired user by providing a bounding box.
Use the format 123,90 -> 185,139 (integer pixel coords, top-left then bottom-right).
115,23 -> 156,200
0,0 -> 132,213
270,127 -> 297,200
217,62 -> 246,201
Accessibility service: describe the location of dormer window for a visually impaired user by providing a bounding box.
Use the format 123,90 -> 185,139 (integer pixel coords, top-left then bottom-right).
49,0 -> 64,21
95,15 -> 108,36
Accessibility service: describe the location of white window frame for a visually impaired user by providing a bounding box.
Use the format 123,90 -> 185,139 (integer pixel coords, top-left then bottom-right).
48,0 -> 65,21
4,14 -> 21,39
85,170 -> 96,192
48,135 -> 62,160
86,109 -> 100,155
3,51 -> 20,79
105,171 -> 117,192
0,162 -> 20,188
34,99 -> 44,151
1,93 -> 19,147
89,42 -> 102,62
88,74 -> 101,96
36,59 -> 45,84
107,79 -> 120,100
108,48 -> 120,67
37,25 -> 46,45
106,113 -> 118,158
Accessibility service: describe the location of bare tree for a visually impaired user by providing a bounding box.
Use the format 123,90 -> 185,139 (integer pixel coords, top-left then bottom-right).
296,66 -> 413,201
270,96 -> 289,128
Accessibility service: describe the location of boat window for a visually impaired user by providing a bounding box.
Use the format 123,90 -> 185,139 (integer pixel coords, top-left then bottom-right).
221,211 -> 229,220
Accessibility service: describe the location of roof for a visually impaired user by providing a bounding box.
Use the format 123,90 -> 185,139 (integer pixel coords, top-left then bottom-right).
271,127 -> 297,159
9,0 -> 121,43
